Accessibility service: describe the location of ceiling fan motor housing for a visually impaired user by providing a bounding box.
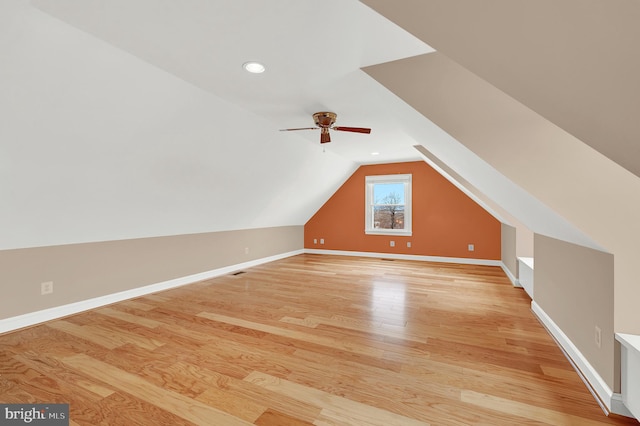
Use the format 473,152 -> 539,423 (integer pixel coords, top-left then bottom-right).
313,112 -> 337,128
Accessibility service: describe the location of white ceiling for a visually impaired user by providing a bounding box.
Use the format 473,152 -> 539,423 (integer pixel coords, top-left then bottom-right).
1,0 -> 611,252
31,0 -> 435,164
2,0 -> 439,249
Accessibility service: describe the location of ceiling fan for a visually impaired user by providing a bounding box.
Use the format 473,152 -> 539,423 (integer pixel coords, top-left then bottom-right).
280,111 -> 371,144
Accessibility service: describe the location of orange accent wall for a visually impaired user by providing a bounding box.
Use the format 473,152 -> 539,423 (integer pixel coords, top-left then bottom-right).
304,161 -> 501,260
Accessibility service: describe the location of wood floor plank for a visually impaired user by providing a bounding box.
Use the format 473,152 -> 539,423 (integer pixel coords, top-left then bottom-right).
1,254 -> 636,425
254,408 -> 314,426
60,353 -> 252,426
282,313 -> 428,343
46,320 -> 164,351
95,306 -> 164,329
541,365 -> 586,381
92,391 -> 196,426
13,352 -> 115,402
244,371 -> 429,426
461,389 -> 610,426
195,386 -> 267,422
196,311 -> 386,358
118,299 -> 157,312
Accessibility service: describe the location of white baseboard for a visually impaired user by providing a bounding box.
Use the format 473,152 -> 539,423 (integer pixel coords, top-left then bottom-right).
0,249 -> 303,335
612,393 -> 635,419
531,301 -> 634,419
304,248 -> 502,267
500,262 -> 520,288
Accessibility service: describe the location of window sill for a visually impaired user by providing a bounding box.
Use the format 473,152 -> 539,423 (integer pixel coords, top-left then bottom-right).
365,230 -> 412,237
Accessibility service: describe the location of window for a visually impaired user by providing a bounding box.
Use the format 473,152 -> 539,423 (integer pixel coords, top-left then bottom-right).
365,174 -> 412,236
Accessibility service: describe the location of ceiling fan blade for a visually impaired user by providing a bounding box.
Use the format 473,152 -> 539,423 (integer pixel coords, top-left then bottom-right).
333,126 -> 371,134
320,128 -> 331,144
279,127 -> 318,131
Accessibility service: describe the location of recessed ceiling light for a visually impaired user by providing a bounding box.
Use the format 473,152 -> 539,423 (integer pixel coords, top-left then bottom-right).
371,152 -> 380,156
243,61 -> 265,74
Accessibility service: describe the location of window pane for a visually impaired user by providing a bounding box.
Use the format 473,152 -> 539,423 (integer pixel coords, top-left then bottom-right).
373,183 -> 404,204
373,205 -> 405,229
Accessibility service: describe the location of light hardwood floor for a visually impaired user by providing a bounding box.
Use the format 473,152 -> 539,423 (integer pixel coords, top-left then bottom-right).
1,254 -> 637,425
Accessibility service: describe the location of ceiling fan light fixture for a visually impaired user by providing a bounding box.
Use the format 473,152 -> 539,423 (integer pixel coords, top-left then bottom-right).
242,61 -> 265,74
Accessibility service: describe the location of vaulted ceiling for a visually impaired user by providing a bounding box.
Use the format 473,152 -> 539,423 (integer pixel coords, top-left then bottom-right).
3,0 -> 434,249
2,0 -> 639,276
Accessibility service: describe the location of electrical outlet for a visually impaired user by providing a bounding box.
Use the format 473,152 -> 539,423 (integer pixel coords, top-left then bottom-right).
595,326 -> 601,348
320,238 -> 324,245
313,239 -> 317,244
407,242 -> 411,248
244,247 -> 249,254
41,281 -> 53,295
390,241 -> 395,247
468,244 -> 475,252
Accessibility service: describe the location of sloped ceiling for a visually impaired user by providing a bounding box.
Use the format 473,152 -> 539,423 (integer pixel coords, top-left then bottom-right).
3,0 -> 610,256
360,0 -> 640,257
30,0 -> 434,163
362,0 -> 640,178
2,0 -> 435,249
1,1 -> 349,249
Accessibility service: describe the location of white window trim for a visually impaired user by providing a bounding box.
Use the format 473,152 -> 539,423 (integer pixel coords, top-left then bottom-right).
365,174 -> 412,236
